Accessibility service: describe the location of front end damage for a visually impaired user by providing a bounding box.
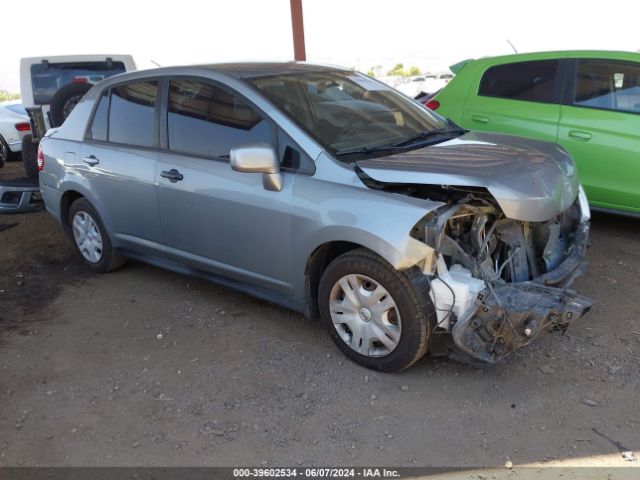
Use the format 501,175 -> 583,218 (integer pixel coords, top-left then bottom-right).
411,188 -> 592,365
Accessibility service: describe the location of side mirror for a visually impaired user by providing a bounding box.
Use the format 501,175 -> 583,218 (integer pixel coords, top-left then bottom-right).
230,143 -> 283,192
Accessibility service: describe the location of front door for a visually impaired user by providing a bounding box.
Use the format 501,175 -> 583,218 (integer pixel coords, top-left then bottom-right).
558,58 -> 640,213
155,78 -> 295,294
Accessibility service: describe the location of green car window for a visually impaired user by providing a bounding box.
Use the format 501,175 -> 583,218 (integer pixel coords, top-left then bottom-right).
574,59 -> 640,113
478,60 -> 559,104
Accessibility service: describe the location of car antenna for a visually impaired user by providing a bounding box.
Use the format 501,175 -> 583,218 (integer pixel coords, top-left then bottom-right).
150,60 -> 162,67
506,39 -> 518,54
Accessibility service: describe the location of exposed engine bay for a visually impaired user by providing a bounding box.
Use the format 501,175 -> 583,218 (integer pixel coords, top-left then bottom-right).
357,169 -> 593,364
414,190 -> 591,364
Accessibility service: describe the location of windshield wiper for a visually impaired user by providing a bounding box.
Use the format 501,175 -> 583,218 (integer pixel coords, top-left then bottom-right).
335,124 -> 466,157
391,127 -> 465,148
334,144 -> 404,157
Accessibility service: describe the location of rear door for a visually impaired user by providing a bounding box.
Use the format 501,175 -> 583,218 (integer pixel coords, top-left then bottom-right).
558,58 -> 640,213
155,78 -> 296,295
81,80 -> 164,256
462,59 -> 563,143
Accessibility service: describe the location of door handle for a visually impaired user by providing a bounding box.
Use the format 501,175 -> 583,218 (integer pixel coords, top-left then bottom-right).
82,155 -> 99,166
160,169 -> 184,182
471,115 -> 489,124
568,130 -> 592,141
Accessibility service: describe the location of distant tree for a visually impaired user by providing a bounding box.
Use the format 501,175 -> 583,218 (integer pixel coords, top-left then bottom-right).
0,91 -> 20,102
387,64 -> 423,77
387,63 -> 406,76
366,69 -> 375,77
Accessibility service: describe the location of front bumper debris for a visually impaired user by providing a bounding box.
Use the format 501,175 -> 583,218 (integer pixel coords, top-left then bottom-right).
451,282 -> 592,364
449,222 -> 592,365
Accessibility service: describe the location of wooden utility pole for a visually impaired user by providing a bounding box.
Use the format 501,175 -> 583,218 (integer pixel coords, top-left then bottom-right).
290,0 -> 306,61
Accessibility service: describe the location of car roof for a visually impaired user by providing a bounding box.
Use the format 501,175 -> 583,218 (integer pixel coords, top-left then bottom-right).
88,62 -> 355,89
192,62 -> 352,78
465,50 -> 640,68
450,50 -> 640,74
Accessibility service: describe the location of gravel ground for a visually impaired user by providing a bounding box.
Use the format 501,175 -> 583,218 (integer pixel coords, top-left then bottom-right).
0,161 -> 639,469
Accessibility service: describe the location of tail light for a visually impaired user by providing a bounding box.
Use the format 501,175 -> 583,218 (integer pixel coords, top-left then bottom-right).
15,122 -> 31,132
425,99 -> 440,110
37,143 -> 45,172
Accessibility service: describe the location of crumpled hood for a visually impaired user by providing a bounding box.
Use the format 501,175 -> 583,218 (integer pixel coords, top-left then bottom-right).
356,131 -> 580,222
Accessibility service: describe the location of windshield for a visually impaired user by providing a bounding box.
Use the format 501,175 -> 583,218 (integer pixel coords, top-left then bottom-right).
248,71 -> 452,160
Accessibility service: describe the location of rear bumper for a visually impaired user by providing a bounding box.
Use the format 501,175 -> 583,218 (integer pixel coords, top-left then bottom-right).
448,221 -> 592,365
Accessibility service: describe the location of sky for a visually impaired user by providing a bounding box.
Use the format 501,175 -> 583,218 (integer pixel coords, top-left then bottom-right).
2,0 -> 639,92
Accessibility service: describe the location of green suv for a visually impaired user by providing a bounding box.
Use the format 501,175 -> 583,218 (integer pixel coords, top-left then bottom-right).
431,51 -> 640,216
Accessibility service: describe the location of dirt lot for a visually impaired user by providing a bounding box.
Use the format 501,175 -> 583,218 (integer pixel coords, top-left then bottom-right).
1,160 -> 639,469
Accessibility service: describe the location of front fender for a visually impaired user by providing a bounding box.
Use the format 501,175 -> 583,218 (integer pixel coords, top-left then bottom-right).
291,173 -> 445,299
304,225 -> 435,272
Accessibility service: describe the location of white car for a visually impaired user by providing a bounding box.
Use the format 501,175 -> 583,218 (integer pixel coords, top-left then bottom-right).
423,72 -> 454,95
0,101 -> 31,167
395,76 -> 429,97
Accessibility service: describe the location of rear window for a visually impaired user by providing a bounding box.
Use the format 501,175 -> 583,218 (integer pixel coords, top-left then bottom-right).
30,61 -> 126,105
478,60 -> 559,103
89,90 -> 109,142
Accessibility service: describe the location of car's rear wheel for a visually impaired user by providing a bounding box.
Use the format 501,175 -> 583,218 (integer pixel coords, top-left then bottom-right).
318,248 -> 433,372
68,198 -> 125,273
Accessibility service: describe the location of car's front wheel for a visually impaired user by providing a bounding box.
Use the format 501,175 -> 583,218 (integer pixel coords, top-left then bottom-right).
68,198 -> 125,273
318,248 -> 434,372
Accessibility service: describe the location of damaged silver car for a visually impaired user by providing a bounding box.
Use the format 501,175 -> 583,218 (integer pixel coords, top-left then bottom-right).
39,63 -> 592,371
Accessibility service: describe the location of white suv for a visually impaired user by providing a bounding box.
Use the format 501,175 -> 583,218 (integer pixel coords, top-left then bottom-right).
19,54 -> 136,178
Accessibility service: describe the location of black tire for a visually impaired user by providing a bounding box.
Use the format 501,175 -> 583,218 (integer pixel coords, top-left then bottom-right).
50,83 -> 93,127
68,198 -> 125,273
0,135 -> 8,168
21,134 -> 39,180
318,248 -> 435,372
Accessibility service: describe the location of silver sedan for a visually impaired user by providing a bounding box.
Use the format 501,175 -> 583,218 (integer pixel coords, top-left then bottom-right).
39,63 -> 592,371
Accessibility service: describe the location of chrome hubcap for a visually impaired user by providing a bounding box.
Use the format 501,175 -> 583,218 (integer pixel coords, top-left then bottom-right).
329,274 -> 401,357
72,211 -> 103,263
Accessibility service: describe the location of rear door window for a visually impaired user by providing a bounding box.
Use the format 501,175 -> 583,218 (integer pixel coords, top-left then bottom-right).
108,81 -> 158,148
167,79 -> 272,159
478,60 -> 559,103
573,59 -> 640,113
30,61 -> 126,105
